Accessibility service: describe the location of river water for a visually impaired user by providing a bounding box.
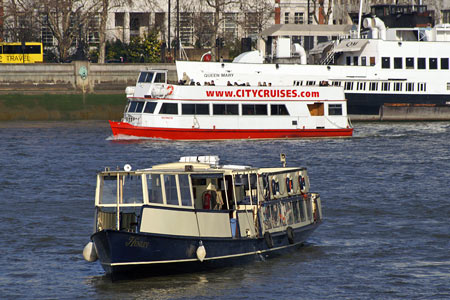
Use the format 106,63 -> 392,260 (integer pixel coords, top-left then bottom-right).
0,120 -> 448,299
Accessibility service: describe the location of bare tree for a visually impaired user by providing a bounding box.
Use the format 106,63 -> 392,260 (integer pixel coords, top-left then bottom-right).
240,0 -> 274,35
2,0 -> 41,42
202,0 -> 241,61
40,0 -> 101,62
311,0 -> 333,25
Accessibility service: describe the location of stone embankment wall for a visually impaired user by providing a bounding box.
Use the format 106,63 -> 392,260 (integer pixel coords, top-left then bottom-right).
0,62 -> 177,121
0,62 -> 177,94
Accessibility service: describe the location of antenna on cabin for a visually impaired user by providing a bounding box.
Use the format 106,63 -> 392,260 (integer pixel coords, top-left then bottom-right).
280,153 -> 286,167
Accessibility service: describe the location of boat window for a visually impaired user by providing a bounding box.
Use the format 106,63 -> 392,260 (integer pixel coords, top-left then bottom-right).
144,102 -> 157,113
441,58 -> 449,69
346,56 -> 351,66
284,201 -> 294,225
357,82 -> 366,91
299,199 -> 306,221
307,103 -> 324,116
154,72 -> 166,83
406,82 -> 414,91
122,174 -> 143,204
128,101 -> 138,112
164,175 -> 179,205
213,104 -> 239,115
417,57 -> 426,69
148,174 -> 163,204
447,83 -> 450,91
292,201 -> 300,223
178,174 -> 192,206
429,58 -> 438,70
353,56 -> 358,66
394,57 -> 402,69
135,101 -> 145,113
138,72 -> 154,83
159,103 -> 178,114
370,57 -> 375,66
369,82 -> 378,91
394,82 -> 402,91
100,175 -> 117,204
182,103 -> 210,115
381,57 -> 390,69
332,81 -> 341,87
271,104 -> 289,115
344,82 -> 353,90
406,57 -> 414,69
328,104 -> 342,115
242,104 -> 267,115
306,81 -> 315,86
382,82 -> 390,91
418,82 -> 426,92
361,56 -> 366,66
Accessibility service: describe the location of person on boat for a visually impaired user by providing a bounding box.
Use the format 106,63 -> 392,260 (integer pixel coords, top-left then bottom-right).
202,183 -> 223,210
210,80 -> 215,86
227,81 -> 232,86
182,72 -> 190,84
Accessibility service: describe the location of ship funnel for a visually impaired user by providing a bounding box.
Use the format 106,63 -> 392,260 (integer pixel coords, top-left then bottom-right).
363,17 -> 386,40
292,43 -> 307,64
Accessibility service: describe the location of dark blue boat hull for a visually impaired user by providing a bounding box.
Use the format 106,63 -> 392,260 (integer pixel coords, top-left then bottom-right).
92,222 -> 320,278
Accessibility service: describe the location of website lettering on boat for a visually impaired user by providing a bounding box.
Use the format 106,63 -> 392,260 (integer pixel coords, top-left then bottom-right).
205,89 -> 320,98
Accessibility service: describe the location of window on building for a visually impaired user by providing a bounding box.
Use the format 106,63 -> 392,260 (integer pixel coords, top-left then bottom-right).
242,104 -> 267,115
406,57 -> 414,69
294,12 -> 304,24
154,12 -> 165,32
180,12 -> 194,46
441,58 -> 449,69
284,12 -> 290,24
159,103 -> 178,114
244,12 -> 259,36
382,57 -> 390,69
394,57 -> 402,69
271,104 -> 290,115
382,82 -> 390,91
429,58 -> 438,69
213,104 -> 239,115
41,16 -> 54,46
182,103 -> 209,115
88,15 -> 100,44
328,104 -> 342,116
417,57 -> 426,69
223,13 -> 238,41
115,13 -> 124,27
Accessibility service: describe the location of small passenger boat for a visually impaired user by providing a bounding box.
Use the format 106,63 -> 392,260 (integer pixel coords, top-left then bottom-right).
83,155 -> 323,278
109,69 -> 353,140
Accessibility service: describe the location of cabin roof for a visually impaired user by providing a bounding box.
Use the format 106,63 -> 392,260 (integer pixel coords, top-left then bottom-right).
260,24 -> 354,38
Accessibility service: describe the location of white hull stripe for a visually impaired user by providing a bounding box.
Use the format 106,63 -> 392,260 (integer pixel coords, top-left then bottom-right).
106,241 -> 302,267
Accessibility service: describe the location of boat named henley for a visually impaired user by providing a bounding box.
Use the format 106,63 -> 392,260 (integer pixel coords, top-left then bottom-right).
109,69 -> 353,140
83,155 -> 322,278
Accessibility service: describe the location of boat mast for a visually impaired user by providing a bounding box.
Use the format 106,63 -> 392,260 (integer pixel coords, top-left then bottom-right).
357,0 -> 364,38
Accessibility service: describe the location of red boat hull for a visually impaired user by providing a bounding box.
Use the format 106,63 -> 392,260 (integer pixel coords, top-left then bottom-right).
109,121 -> 353,140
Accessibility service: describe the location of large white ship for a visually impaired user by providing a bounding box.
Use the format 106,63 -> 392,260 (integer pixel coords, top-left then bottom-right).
176,17 -> 450,115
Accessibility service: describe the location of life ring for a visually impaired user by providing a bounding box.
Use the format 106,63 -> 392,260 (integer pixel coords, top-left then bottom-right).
286,226 -> 294,244
264,232 -> 274,248
286,175 -> 293,194
299,175 -> 306,193
166,85 -> 174,95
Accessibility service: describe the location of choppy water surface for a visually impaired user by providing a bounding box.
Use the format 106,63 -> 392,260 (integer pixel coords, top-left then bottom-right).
0,120 -> 449,299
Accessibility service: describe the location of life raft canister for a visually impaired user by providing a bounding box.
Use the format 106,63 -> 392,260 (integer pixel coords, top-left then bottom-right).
166,85 -> 174,95
271,178 -> 279,196
299,175 -> 306,192
286,175 -> 293,193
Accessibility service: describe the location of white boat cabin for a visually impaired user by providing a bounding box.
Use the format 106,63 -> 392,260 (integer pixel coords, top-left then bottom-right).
94,156 -> 322,239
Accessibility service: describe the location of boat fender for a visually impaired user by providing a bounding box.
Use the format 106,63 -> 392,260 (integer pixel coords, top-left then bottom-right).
196,240 -> 206,262
264,232 -> 274,248
286,227 -> 294,244
83,241 -> 98,262
166,85 -> 174,96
